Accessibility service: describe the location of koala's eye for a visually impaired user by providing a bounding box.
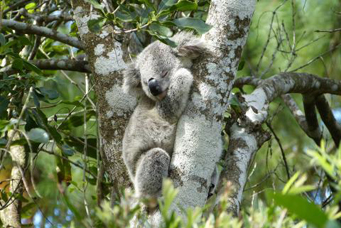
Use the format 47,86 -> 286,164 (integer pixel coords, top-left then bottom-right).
161,71 -> 168,78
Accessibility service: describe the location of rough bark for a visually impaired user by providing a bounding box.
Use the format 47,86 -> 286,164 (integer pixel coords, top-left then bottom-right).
315,95 -> 341,147
0,131 -> 26,228
282,94 -> 321,144
166,0 -> 256,218
70,1 -> 134,191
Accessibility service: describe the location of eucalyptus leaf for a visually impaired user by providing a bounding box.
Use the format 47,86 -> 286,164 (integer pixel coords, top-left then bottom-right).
62,144 -> 76,156
87,18 -> 107,33
38,87 -> 59,100
269,191 -> 329,228
0,96 -> 9,119
27,128 -> 50,143
149,23 -> 173,37
0,33 -> 5,46
173,18 -> 211,34
12,58 -> 24,70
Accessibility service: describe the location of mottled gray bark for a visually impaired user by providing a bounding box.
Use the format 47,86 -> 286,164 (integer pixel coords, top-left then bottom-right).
165,0 -> 256,219
282,94 -> 321,144
70,1 -> 134,192
0,131 -> 26,228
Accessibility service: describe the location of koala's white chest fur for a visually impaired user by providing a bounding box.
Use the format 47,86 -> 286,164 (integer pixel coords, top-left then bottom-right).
124,97 -> 177,155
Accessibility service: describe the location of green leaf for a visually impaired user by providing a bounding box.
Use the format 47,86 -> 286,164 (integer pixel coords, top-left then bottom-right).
0,96 -> 9,119
59,110 -> 96,129
31,90 -> 41,108
0,138 -> 7,145
87,18 -> 106,33
18,36 -> 32,46
149,23 -> 173,37
61,144 -> 75,156
23,60 -> 42,74
282,171 -> 300,194
138,0 -> 156,11
55,146 -> 73,185
0,33 -> 5,46
31,109 -> 62,144
25,2 -> 36,10
114,10 -> 135,22
21,202 -> 35,214
158,0 -> 177,11
238,60 -> 245,71
269,191 -> 329,228
0,120 -> 10,132
173,1 -> 197,11
84,0 -> 103,11
27,128 -> 50,143
173,18 -> 212,34
12,58 -> 24,70
37,87 -> 59,100
64,137 -> 97,159
159,1 -> 198,15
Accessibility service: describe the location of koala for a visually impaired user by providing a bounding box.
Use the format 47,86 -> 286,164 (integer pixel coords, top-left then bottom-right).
122,32 -> 210,199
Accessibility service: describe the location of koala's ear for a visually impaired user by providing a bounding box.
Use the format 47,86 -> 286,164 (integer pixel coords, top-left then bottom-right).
172,31 -> 211,59
123,63 -> 142,96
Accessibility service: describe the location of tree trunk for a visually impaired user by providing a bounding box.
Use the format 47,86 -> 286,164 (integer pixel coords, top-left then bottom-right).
167,0 -> 256,216
71,1 -> 135,191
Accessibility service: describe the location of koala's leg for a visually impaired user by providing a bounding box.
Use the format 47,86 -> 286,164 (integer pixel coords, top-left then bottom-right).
135,148 -> 170,198
157,68 -> 193,122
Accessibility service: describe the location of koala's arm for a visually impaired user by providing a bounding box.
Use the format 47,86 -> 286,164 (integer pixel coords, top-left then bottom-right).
156,68 -> 193,123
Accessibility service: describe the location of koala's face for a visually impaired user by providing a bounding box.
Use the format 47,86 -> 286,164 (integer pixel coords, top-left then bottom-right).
136,42 -> 179,101
123,32 -> 210,99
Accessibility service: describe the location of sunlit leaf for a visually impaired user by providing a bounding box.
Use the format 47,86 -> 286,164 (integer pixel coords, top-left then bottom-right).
269,191 -> 329,228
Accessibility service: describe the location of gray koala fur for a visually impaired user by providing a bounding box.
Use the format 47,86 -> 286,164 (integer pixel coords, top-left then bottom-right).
122,32 -> 210,199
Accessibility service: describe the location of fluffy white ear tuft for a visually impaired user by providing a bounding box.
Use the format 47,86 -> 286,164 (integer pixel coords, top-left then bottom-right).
172,31 -> 211,59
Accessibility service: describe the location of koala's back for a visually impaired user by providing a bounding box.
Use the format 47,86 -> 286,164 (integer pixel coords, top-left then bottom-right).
123,96 -> 176,177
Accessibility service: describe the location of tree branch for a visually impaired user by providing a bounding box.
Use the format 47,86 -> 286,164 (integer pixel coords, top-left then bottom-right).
0,59 -> 90,75
217,72 -> 340,214
302,95 -> 322,145
282,94 -> 322,144
1,19 -> 84,49
18,8 -> 74,23
315,28 -> 341,33
315,95 -> 341,147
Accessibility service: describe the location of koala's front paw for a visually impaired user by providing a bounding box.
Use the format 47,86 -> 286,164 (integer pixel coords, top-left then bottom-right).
172,68 -> 193,92
135,148 -> 170,198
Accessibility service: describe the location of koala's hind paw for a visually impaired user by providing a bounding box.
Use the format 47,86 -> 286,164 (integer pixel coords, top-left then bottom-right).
135,148 -> 170,198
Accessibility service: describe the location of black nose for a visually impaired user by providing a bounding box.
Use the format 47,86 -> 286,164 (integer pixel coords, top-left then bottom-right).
148,78 -> 162,96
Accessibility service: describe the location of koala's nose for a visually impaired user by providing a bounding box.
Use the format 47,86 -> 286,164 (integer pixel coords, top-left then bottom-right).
148,78 -> 163,96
